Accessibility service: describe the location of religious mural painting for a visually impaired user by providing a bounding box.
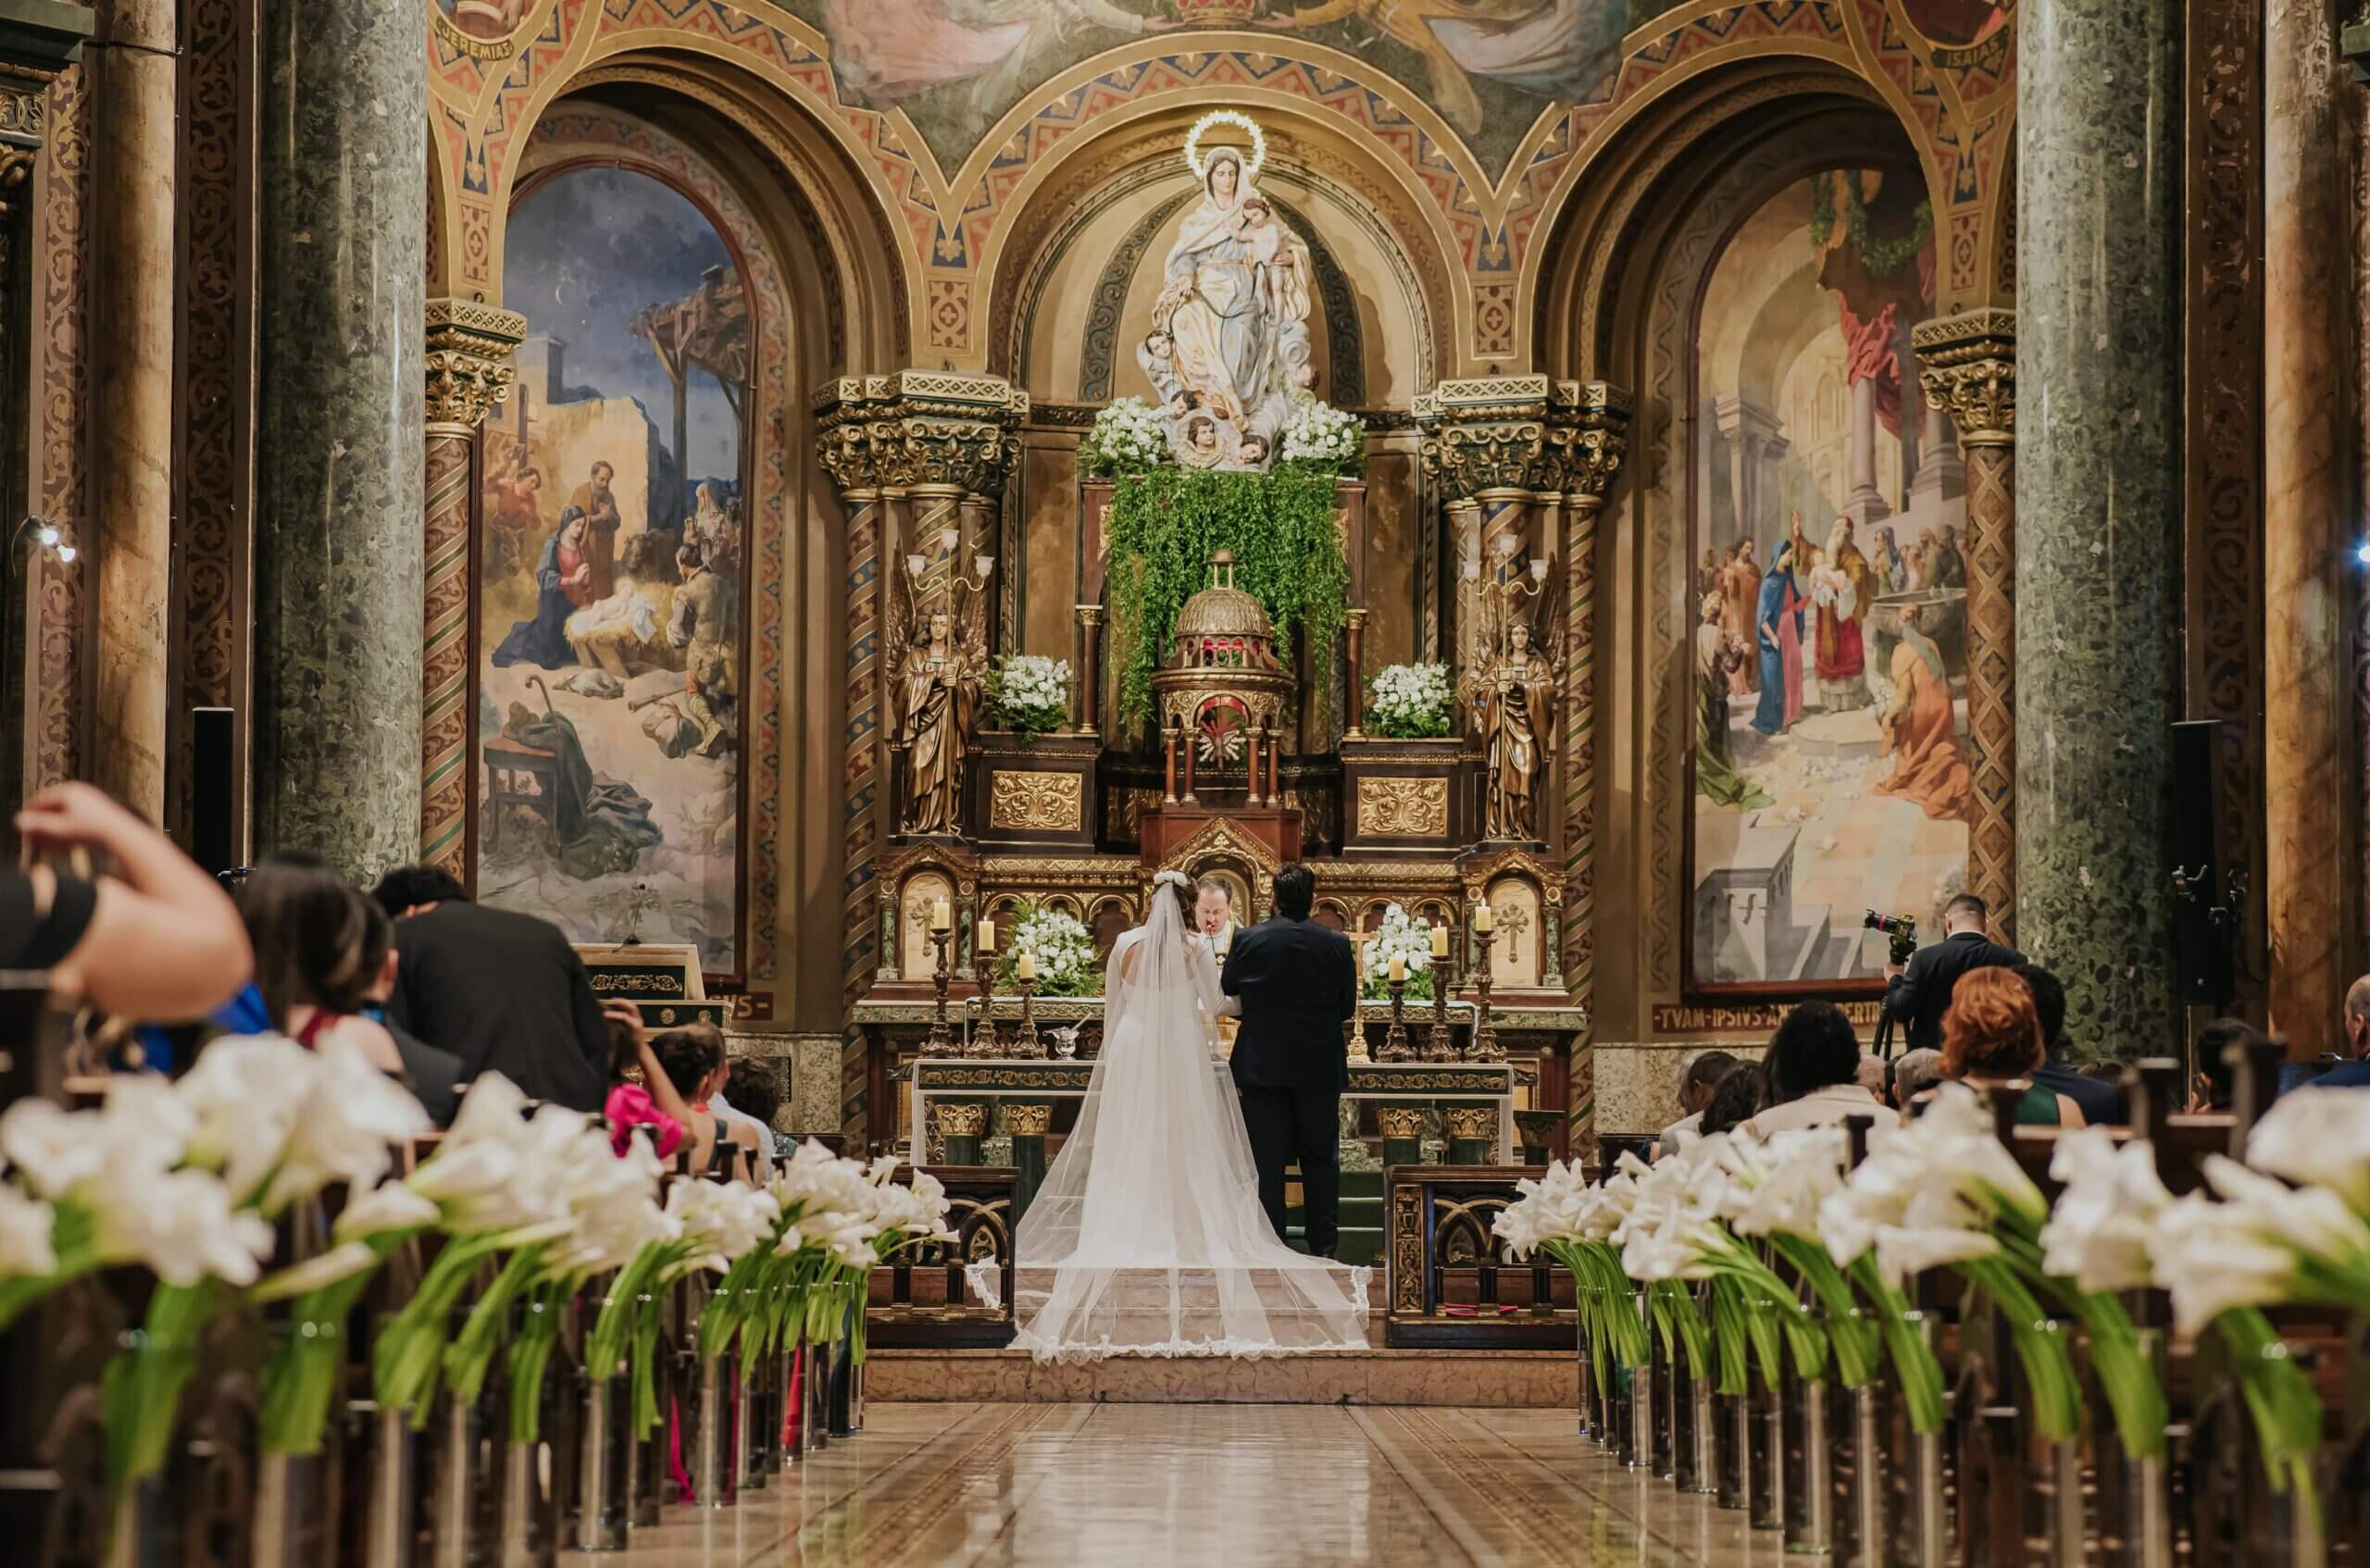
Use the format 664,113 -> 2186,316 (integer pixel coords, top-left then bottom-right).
1898,0 -> 2008,46
477,165 -> 750,974
1688,168 -> 1970,992
431,0 -> 538,59
787,0 -> 1665,180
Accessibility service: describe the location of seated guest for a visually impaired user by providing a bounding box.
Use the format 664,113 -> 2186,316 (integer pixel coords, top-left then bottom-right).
2012,963 -> 2122,1123
723,1057 -> 791,1157
2189,1016 -> 2272,1110
1654,1050 -> 1740,1160
6,781 -> 250,1020
356,899 -> 464,1127
236,857 -> 405,1074
1854,1053 -> 1889,1095
2317,977 -> 2370,1087
601,1001 -> 701,1162
1698,1065 -> 1765,1139
1891,1047 -> 1945,1109
1939,968 -> 2085,1126
370,865 -> 608,1112
1741,1002 -> 1887,1136
649,1023 -> 763,1181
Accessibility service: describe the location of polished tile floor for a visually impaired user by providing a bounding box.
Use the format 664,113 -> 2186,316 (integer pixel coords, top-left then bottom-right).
581,1402 -> 1792,1567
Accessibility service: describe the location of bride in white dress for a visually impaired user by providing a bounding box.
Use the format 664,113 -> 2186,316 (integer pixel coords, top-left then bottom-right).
1007,869 -> 1369,1360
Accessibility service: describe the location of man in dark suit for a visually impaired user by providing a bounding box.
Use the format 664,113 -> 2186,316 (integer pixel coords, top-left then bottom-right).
2317,975 -> 2370,1087
1221,863 -> 1357,1258
369,865 -> 610,1113
1881,893 -> 2024,1053
2012,963 -> 2122,1124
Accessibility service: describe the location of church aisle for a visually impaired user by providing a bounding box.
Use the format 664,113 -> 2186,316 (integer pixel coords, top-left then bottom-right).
576,1402 -> 1791,1568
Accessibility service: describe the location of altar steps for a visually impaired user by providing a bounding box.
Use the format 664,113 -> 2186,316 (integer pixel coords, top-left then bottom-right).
866,1336 -> 1571,1408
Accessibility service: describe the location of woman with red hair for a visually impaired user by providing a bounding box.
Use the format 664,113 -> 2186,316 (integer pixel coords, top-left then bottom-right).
1939,967 -> 2087,1127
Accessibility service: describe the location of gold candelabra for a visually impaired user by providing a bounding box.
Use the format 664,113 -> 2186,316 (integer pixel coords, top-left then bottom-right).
926,927 -> 954,1054
1468,922 -> 1503,1062
1425,952 -> 1457,1064
1378,970 -> 1413,1063
971,964 -> 999,1059
1015,974 -> 1042,1058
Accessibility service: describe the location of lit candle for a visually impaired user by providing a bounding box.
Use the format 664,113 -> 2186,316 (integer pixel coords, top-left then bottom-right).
929,898 -> 951,933
1473,901 -> 1493,934
1017,951 -> 1037,982
976,917 -> 996,955
1429,923 -> 1450,958
1389,954 -> 1406,983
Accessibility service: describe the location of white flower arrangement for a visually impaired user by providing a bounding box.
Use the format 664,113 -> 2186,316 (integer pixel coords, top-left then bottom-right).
1366,662 -> 1453,739
997,901 -> 1103,997
1359,903 -> 1438,1000
986,653 -> 1072,735
1279,399 -> 1364,469
1079,397 -> 1173,477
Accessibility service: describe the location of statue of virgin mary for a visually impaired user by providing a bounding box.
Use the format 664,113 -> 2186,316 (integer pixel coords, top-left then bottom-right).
1136,116 -> 1316,471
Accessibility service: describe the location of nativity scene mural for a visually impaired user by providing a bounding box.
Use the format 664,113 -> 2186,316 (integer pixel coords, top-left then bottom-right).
1690,167 -> 1970,991
476,166 -> 750,973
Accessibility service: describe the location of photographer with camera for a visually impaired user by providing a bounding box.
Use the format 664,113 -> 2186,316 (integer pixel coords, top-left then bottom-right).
1878,892 -> 2024,1053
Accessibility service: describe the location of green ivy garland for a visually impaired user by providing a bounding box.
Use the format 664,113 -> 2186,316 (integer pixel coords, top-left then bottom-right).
1807,172 -> 1932,280
1104,462 -> 1351,735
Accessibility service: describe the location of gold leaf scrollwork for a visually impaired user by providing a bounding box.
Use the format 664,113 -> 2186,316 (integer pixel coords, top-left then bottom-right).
1443,1106 -> 1500,1141
999,1102 -> 1054,1137
929,1101 -> 988,1139
1376,1106 -> 1428,1139
1357,778 -> 1449,838
989,770 -> 1083,832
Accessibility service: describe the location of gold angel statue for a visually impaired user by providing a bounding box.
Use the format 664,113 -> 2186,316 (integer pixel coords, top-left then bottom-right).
886,555 -> 990,837
1460,555 -> 1563,842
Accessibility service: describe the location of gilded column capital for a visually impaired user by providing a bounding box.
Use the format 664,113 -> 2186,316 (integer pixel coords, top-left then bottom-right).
423,298 -> 528,433
1416,374 -> 1553,500
814,370 -> 1025,497
1913,308 -> 2016,450
1550,380 -> 1632,504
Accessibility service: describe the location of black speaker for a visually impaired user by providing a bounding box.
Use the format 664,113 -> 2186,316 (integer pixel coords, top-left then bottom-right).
191,706 -> 235,877
2169,718 -> 2234,1009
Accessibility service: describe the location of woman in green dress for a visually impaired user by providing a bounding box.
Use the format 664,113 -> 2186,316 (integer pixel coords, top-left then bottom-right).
1940,967 -> 2086,1126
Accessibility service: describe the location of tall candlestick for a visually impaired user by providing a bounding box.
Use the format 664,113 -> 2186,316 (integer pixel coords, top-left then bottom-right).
1426,943 -> 1456,1063
1378,968 -> 1413,1063
972,950 -> 999,1059
1016,973 -> 1042,1057
1469,924 -> 1503,1062
926,927 -> 954,1054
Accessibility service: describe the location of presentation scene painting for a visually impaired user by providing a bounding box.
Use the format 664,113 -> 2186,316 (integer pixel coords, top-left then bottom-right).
1689,168 -> 1970,991
477,166 -> 749,973
787,0 -> 1661,180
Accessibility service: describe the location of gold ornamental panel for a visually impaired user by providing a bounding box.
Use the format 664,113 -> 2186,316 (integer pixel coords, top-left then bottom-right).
1443,1106 -> 1501,1141
1376,1106 -> 1428,1139
988,770 -> 1083,832
1357,777 -> 1449,838
999,1102 -> 1054,1137
929,1101 -> 988,1139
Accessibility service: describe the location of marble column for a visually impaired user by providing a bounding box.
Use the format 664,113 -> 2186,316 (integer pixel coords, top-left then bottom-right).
1553,382 -> 1629,1155
2015,0 -> 2183,1048
1843,372 -> 1890,525
250,0 -> 425,873
419,301 -> 526,876
89,0 -> 176,820
2264,0 -> 2355,1050
1915,311 -> 2017,942
1417,376 -> 1555,661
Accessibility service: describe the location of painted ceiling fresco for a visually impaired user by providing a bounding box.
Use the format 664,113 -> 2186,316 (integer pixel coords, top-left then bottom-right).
782,0 -> 1688,181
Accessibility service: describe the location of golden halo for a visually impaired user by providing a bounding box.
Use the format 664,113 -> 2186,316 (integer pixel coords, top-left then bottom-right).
1185,109 -> 1266,185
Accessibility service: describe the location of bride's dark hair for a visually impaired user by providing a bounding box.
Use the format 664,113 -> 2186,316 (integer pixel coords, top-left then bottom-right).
1163,874 -> 1196,923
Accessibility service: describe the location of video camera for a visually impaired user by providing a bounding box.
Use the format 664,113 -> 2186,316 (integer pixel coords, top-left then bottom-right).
1863,909 -> 1919,966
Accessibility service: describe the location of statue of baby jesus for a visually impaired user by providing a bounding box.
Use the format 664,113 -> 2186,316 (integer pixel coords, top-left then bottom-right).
1238,196 -> 1297,322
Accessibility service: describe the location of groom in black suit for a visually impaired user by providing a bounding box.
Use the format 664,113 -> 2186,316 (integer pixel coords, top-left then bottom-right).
1220,863 -> 1358,1257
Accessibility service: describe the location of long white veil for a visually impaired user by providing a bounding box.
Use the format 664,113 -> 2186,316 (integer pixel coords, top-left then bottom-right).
1007,872 -> 1369,1360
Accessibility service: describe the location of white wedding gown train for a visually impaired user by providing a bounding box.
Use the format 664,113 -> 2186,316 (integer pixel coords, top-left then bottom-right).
1001,891 -> 1369,1361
